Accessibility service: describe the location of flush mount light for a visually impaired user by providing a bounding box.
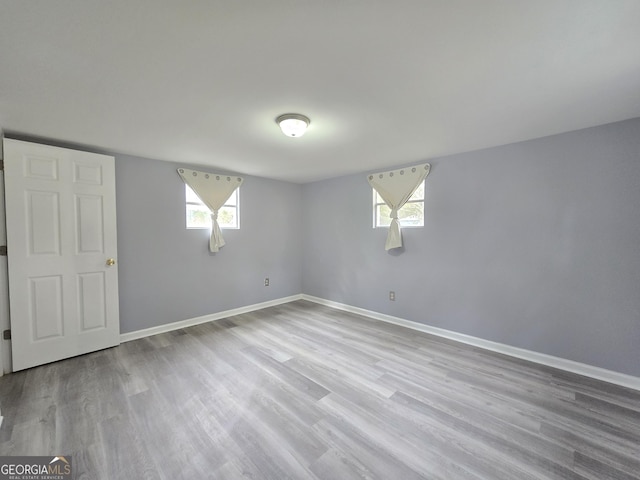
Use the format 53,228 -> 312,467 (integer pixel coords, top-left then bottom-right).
276,113 -> 310,137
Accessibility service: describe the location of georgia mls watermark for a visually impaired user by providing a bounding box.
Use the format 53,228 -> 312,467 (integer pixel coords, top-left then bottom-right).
0,456 -> 72,480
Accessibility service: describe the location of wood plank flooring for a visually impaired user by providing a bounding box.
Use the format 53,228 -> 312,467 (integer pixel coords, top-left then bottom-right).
1,300 -> 639,479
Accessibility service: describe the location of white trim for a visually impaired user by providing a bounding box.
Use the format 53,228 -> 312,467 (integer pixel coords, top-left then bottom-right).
120,295 -> 303,343
0,167 -> 11,377
301,294 -> 640,392
185,184 -> 240,230
373,179 -> 425,229
118,292 -> 640,391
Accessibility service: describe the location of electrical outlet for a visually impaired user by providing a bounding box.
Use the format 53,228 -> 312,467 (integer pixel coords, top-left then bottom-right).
389,291 -> 395,301
264,277 -> 270,287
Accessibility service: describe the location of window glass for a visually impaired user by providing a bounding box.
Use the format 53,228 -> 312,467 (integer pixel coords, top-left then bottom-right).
185,185 -> 239,229
373,180 -> 424,228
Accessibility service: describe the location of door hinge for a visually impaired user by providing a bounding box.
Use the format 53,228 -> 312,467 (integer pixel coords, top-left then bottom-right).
0,246 -> 6,256
2,330 -> 10,340
0,159 -> 3,171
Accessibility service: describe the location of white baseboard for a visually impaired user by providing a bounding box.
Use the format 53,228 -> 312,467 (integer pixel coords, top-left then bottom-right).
301,294 -> 640,391
118,293 -> 640,391
120,294 -> 303,343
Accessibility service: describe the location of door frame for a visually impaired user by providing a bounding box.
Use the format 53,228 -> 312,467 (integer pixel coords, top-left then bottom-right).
0,136 -> 11,375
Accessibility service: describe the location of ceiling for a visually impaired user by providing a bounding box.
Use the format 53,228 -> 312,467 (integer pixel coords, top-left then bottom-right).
1,1 -> 639,183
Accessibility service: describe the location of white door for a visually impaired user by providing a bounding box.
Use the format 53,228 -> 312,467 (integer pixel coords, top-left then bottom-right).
3,139 -> 120,371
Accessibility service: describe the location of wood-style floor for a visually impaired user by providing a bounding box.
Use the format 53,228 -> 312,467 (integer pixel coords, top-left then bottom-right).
1,300 -> 639,479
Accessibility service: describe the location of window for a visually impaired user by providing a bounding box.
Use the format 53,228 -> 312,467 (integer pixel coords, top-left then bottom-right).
186,184 -> 239,229
373,180 -> 424,227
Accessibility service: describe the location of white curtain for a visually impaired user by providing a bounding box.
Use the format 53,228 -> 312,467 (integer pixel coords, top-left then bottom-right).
177,168 -> 243,252
368,163 -> 430,250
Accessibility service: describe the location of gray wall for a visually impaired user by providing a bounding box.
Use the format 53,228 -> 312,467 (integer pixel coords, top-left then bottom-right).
116,154 -> 302,333
9,119 -> 639,376
301,118 -> 640,377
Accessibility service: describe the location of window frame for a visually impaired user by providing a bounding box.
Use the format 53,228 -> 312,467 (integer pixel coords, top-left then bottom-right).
372,179 -> 425,228
185,184 -> 240,230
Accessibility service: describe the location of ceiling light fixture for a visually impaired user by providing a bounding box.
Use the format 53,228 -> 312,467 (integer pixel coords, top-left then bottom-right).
276,113 -> 310,138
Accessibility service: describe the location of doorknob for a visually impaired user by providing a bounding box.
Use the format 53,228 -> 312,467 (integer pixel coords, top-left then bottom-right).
106,258 -> 116,266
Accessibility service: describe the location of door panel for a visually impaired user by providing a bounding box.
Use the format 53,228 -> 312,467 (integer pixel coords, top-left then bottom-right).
75,194 -> 104,253
77,272 -> 107,331
27,191 -> 61,255
4,138 -> 120,371
73,162 -> 103,185
29,275 -> 64,340
25,154 -> 59,180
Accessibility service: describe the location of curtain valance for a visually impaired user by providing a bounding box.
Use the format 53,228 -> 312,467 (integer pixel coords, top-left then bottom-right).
178,168 -> 243,252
